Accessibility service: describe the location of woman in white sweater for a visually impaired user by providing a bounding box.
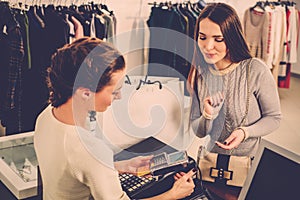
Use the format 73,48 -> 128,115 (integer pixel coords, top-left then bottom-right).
34,37 -> 195,200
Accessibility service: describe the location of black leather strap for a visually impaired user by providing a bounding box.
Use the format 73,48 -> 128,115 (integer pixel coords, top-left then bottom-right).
214,154 -> 231,185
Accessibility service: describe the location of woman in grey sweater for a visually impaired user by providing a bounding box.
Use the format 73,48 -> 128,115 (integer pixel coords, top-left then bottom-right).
188,3 -> 281,158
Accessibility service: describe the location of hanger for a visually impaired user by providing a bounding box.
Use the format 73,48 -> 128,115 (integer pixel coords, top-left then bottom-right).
125,75 -> 132,85
99,2 -> 111,15
136,75 -> 163,90
250,1 -> 265,12
186,0 -> 200,16
196,0 -> 206,10
90,1 -> 96,11
278,1 -> 296,7
148,1 -> 157,7
0,0 -> 9,5
70,0 -> 78,11
264,0 -> 275,9
158,1 -> 170,10
100,2 -> 109,12
55,0 -> 64,12
175,3 -> 186,18
14,0 -> 29,12
78,3 -> 86,12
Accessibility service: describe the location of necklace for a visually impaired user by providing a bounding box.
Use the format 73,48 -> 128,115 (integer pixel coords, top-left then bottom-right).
209,62 -> 239,76
221,62 -> 234,70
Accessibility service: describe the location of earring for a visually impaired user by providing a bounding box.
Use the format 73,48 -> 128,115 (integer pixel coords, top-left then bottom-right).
83,92 -> 90,101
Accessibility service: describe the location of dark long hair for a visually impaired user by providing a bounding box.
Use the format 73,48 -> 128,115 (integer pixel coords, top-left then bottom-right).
47,37 -> 125,107
187,3 -> 252,93
194,3 -> 252,62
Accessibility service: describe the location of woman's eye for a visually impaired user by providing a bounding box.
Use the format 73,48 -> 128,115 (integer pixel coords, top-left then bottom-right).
112,90 -> 120,96
199,36 -> 206,40
215,37 -> 224,42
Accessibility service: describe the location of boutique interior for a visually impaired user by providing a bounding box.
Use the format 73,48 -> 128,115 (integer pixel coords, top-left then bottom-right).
0,0 -> 300,199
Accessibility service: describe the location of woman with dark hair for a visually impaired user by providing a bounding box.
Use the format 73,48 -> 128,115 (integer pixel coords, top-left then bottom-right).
187,3 -> 281,198
34,37 -> 195,200
188,1 -> 281,171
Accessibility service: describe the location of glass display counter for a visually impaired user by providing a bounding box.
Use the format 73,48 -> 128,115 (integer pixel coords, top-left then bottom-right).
0,132 -> 37,199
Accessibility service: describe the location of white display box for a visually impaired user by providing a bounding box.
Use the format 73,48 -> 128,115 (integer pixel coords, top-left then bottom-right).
0,132 -> 37,199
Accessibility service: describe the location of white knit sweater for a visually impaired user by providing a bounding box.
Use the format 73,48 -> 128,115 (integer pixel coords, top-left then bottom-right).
34,105 -> 130,200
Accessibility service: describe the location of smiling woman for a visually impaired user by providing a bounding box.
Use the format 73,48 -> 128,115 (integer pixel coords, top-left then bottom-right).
197,17 -> 228,69
188,2 -> 281,198
189,2 -> 281,155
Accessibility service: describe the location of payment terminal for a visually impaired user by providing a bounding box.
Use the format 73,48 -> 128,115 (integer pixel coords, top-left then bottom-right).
150,151 -> 189,176
115,137 -> 207,199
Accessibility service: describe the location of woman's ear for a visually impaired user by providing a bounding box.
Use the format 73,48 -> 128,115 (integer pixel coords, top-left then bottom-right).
83,91 -> 91,100
76,88 -> 92,101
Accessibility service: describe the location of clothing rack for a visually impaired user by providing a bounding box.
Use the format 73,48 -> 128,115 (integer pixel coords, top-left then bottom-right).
245,0 -> 299,89
146,0 -> 205,96
278,0 -> 295,5
0,0 -> 116,135
0,0 -> 111,7
148,0 -> 206,7
252,0 -> 296,8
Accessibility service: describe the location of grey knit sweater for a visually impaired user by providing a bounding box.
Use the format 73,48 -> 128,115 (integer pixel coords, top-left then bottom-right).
190,58 -> 281,157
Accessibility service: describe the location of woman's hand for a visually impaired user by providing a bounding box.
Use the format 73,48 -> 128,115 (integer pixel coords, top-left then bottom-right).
142,169 -> 196,200
114,155 -> 153,176
215,128 -> 246,150
169,170 -> 196,199
203,91 -> 224,119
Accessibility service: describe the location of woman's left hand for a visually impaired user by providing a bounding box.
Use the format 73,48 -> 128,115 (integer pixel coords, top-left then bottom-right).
215,128 -> 245,150
114,155 -> 153,176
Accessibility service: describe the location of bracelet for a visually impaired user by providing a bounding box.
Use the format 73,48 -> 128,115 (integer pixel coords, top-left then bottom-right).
235,127 -> 247,142
202,109 -> 213,120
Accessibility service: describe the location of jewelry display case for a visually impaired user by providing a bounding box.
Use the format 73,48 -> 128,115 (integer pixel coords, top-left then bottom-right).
0,132 -> 37,199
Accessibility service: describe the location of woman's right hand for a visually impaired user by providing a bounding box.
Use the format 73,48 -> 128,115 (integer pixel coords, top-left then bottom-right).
203,91 -> 224,118
169,169 -> 195,199
143,169 -> 196,200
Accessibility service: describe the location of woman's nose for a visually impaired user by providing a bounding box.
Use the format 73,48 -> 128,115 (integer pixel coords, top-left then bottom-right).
204,39 -> 214,50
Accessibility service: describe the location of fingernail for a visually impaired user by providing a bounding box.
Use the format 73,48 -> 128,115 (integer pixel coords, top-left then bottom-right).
223,141 -> 228,145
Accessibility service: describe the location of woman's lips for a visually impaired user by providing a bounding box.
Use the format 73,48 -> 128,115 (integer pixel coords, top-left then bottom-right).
205,53 -> 215,59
